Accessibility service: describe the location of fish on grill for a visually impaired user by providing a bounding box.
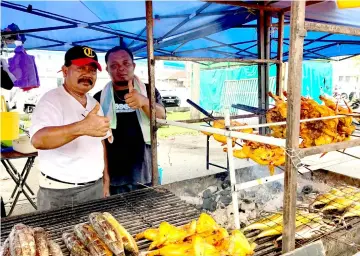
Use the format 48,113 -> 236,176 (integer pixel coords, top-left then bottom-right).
47,241 -> 62,256
276,221 -> 333,241
62,233 -> 90,256
74,224 -> 112,256
341,203 -> 360,220
242,212 -> 283,232
310,192 -> 339,209
33,228 -> 49,256
321,197 -> 355,213
255,213 -> 322,240
102,212 -> 138,256
89,213 -> 125,256
1,238 -> 10,256
9,224 -> 36,256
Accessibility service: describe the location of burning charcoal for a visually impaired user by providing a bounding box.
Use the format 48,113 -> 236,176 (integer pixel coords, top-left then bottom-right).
241,201 -> 256,212
221,180 -> 231,190
202,189 -> 212,199
219,190 -> 231,197
202,198 -> 217,212
220,196 -> 232,206
302,185 -> 313,194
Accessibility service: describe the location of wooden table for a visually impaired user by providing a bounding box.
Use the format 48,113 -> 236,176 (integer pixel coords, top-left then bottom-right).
1,151 -> 38,216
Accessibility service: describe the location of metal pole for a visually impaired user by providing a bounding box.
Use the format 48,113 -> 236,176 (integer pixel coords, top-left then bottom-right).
276,11 -> 285,96
154,56 -> 279,64
224,108 -> 240,230
145,0 -> 159,186
282,1 -> 306,253
257,9 -> 267,134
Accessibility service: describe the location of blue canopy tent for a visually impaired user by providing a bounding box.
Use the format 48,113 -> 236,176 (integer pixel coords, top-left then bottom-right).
1,0 -> 360,60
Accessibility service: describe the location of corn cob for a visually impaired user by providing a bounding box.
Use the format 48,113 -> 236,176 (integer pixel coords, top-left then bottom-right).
74,224 -> 112,256
89,213 -> 124,256
34,228 -> 49,256
47,240 -> 62,256
102,212 -> 138,256
62,232 -> 90,256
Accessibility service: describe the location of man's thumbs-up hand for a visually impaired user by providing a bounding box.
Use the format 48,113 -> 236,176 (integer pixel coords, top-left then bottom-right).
125,79 -> 147,109
81,103 -> 110,137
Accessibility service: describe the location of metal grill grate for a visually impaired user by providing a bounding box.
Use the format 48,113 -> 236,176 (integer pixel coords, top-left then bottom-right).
2,187 -> 359,255
1,188 -> 200,254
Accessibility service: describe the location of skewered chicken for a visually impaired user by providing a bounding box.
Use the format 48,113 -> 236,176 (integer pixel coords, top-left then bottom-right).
267,92 -> 287,138
201,120 -> 253,146
225,141 -> 285,176
319,95 -> 355,141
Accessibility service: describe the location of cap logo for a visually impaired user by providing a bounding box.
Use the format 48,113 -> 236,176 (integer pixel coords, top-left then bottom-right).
83,47 -> 95,58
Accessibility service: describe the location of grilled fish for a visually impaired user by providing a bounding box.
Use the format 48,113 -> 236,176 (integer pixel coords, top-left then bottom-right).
310,193 -> 339,209
276,221 -> 333,241
74,224 -> 112,256
34,228 -> 49,256
62,233 -> 90,256
321,197 -> 355,213
1,238 -> 10,256
102,212 -> 139,256
256,213 -> 322,240
9,224 -> 36,256
341,203 -> 360,220
47,240 -> 63,256
243,212 -> 283,232
89,212 -> 125,256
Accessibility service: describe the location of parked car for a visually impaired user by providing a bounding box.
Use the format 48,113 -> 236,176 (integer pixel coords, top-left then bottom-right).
159,89 -> 181,107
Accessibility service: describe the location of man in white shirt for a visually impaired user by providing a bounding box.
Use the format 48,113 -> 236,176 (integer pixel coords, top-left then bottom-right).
30,45 -> 110,211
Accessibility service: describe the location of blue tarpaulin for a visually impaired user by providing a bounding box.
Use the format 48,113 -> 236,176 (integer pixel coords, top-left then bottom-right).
1,1 -> 360,61
199,61 -> 333,112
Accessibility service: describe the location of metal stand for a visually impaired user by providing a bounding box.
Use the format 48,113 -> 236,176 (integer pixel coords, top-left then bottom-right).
206,135 -> 229,171
1,155 -> 37,215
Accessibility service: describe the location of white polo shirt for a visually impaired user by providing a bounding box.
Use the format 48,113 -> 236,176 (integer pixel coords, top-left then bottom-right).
30,86 -> 107,184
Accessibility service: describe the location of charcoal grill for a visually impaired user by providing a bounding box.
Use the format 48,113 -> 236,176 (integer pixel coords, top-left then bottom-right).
1,188 -> 201,254
2,185 -> 360,256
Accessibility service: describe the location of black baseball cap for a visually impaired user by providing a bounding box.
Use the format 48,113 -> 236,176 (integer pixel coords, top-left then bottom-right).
64,45 -> 102,71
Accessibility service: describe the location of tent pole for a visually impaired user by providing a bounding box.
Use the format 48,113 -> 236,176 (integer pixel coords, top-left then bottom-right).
154,56 -> 279,64
145,0 -> 159,186
282,0 -> 306,253
257,9 -> 268,135
276,11 -> 284,96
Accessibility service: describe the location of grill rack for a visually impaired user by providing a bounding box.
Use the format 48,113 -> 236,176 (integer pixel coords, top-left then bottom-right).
2,187 -> 360,256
